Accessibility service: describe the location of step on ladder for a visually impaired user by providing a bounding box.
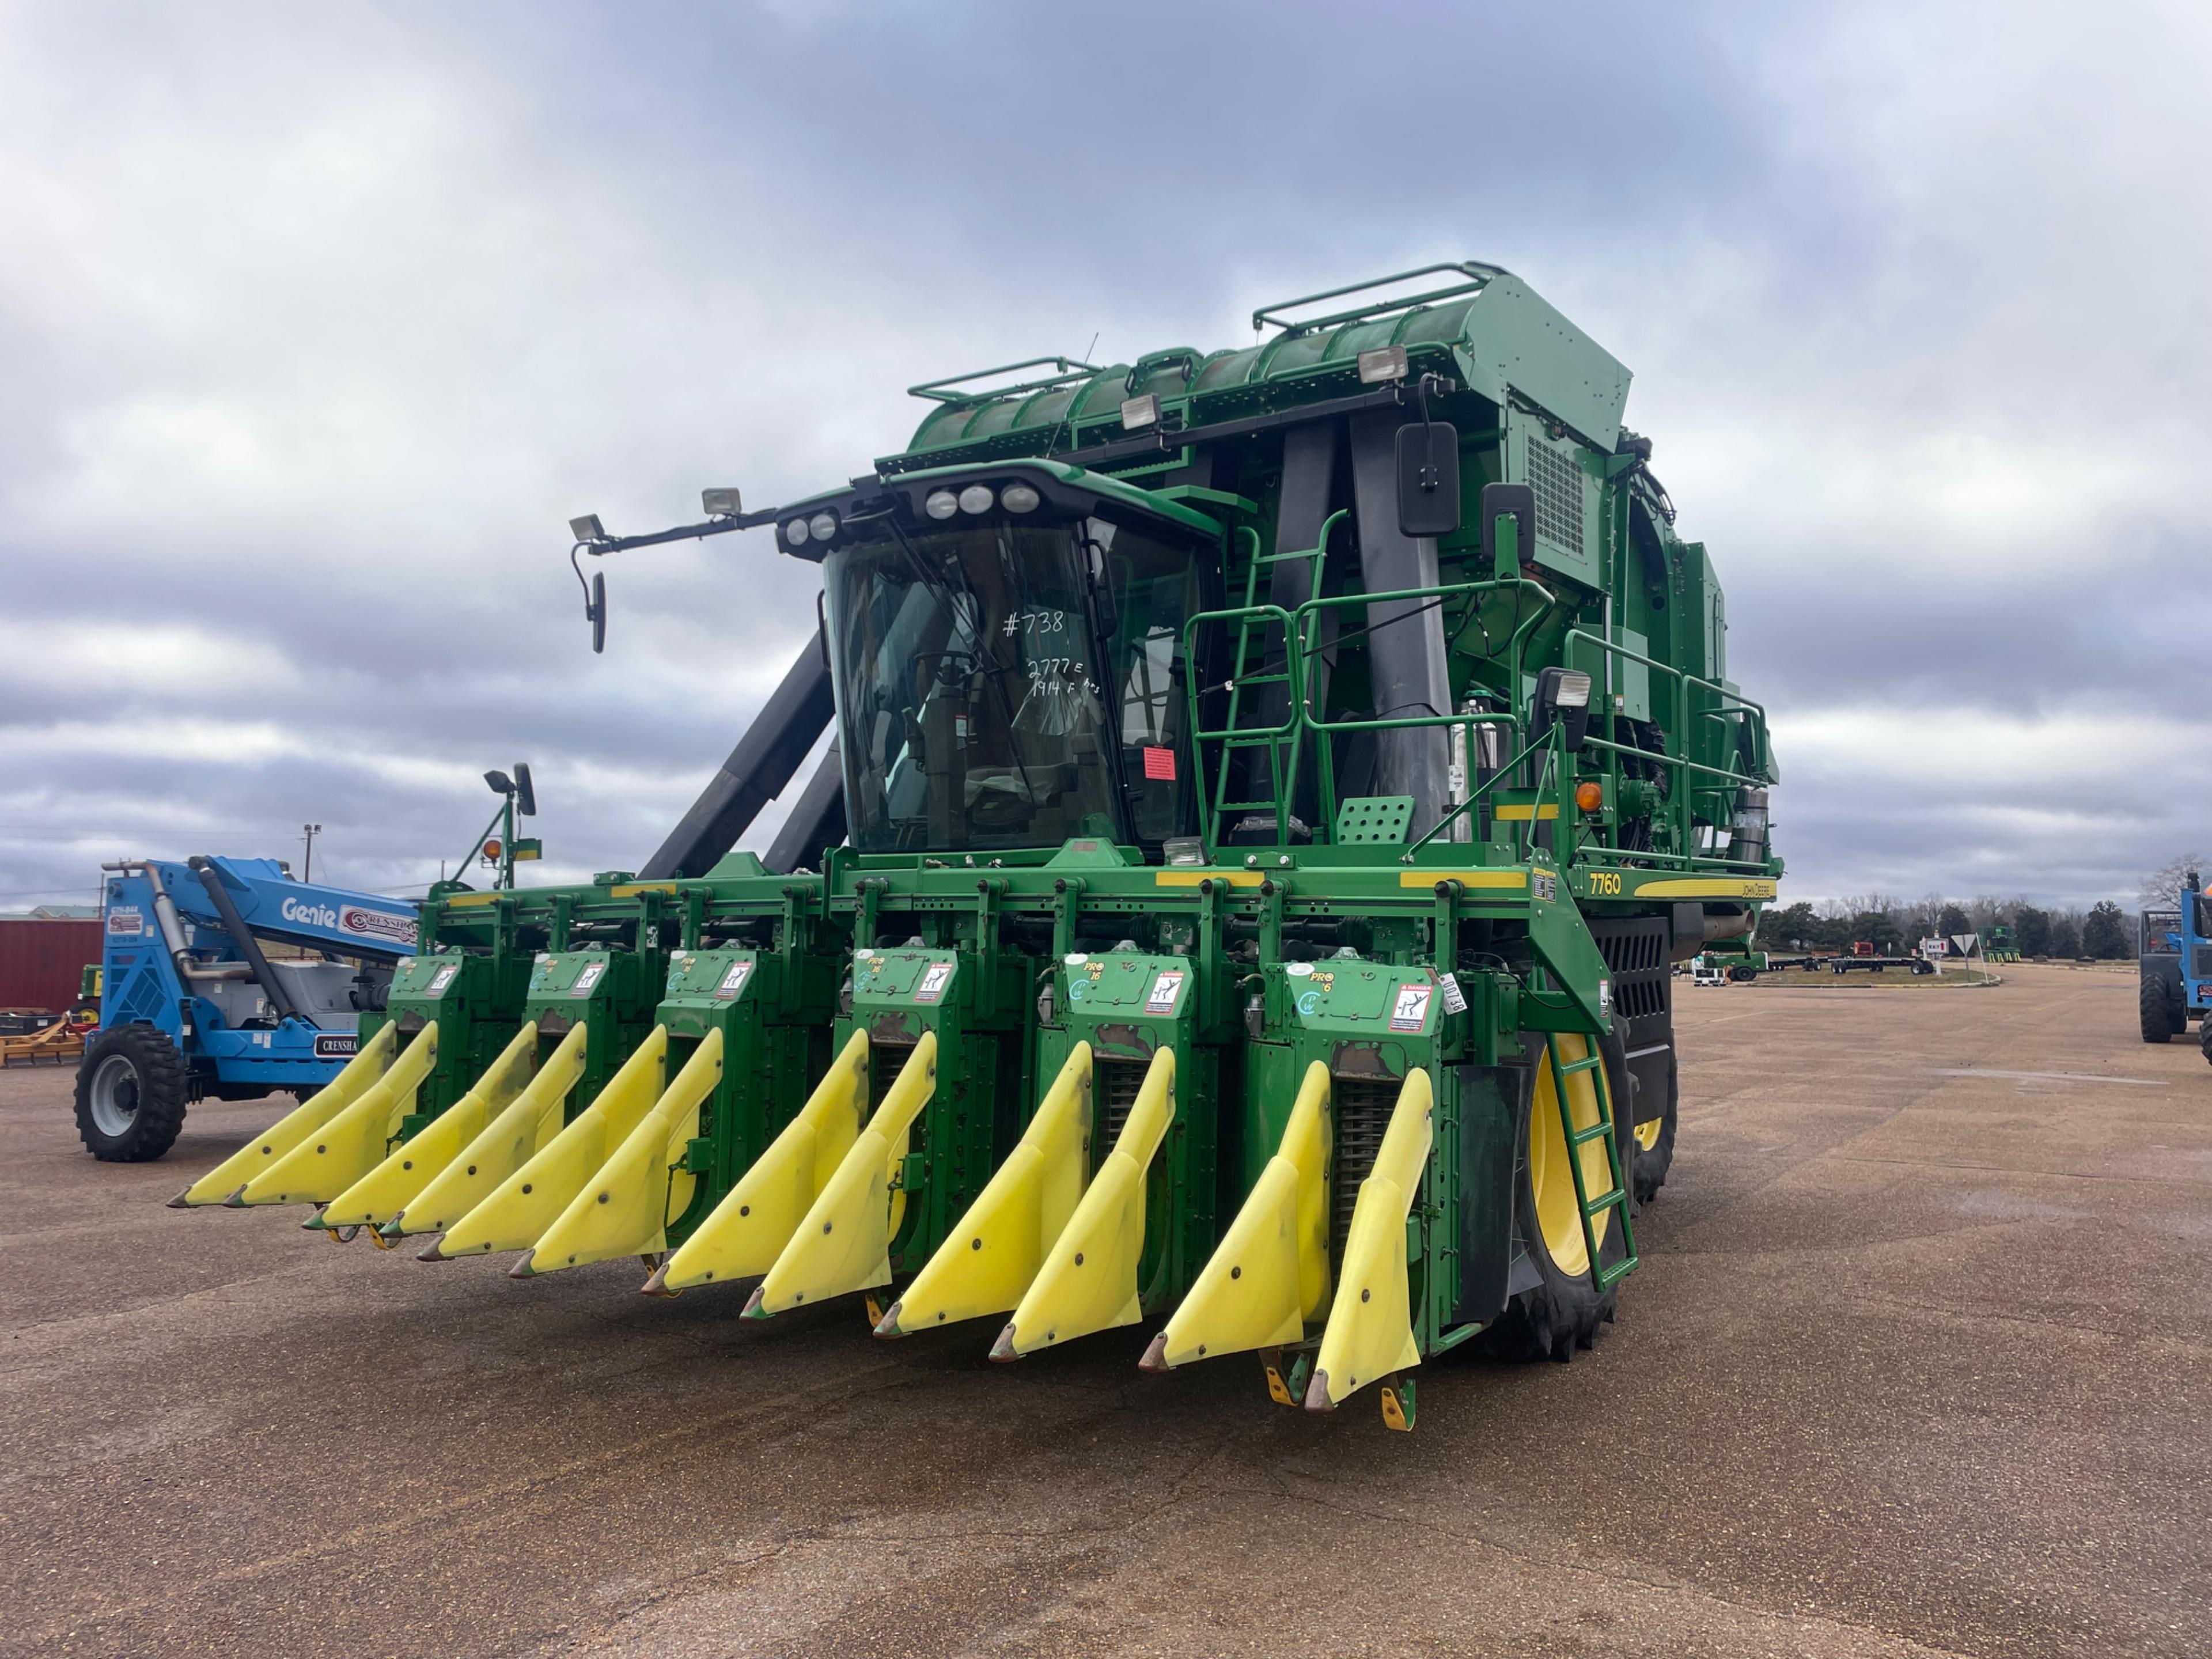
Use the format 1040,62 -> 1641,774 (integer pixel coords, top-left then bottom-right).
1547,1037 -> 1637,1289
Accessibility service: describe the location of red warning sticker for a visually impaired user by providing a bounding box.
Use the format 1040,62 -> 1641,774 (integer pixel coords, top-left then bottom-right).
1142,745 -> 1176,781
1145,969 -> 1185,1014
1388,983 -> 1433,1032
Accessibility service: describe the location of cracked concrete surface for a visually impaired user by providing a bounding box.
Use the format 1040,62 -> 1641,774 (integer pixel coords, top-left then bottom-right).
2,963 -> 2206,1657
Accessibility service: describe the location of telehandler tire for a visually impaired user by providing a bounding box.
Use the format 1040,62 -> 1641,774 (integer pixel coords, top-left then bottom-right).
1483,1030 -> 1635,1363
2140,976 -> 2176,1043
75,1024 -> 190,1162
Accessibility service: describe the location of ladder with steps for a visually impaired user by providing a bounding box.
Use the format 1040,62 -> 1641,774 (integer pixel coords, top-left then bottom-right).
1188,512 -> 1349,844
1547,1036 -> 1637,1289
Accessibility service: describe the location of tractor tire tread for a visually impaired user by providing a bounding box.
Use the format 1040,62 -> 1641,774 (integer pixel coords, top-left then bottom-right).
1632,1050 -> 1679,1205
2141,976 -> 2175,1044
1480,1031 -> 1631,1365
74,1024 -> 190,1162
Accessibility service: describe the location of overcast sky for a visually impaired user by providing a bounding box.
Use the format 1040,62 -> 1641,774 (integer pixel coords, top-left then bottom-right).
3,1 -> 2206,912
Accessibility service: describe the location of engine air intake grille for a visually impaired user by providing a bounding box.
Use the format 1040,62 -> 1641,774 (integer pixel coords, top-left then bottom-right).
1525,435 -> 1584,553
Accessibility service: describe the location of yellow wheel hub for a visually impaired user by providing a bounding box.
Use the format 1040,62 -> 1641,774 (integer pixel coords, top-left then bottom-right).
1634,1116 -> 1662,1152
1528,1036 -> 1615,1279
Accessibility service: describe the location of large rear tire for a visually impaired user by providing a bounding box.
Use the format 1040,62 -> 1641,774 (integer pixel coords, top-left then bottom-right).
74,1025 -> 190,1162
1632,1048 -> 1678,1205
2141,976 -> 2176,1043
1483,1030 -> 1634,1363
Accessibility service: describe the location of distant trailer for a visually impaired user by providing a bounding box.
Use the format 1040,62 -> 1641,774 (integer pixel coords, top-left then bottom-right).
0,917 -> 103,1014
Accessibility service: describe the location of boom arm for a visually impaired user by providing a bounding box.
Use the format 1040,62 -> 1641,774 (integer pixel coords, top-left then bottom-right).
120,857 -> 419,960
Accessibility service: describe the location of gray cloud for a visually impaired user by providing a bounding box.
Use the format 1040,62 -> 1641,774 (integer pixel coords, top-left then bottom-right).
2,1 -> 2205,913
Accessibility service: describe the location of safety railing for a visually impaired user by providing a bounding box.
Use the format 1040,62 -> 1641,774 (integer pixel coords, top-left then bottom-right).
1290,578 -> 1554,839
1182,571 -> 1779,873
1560,627 -> 1773,872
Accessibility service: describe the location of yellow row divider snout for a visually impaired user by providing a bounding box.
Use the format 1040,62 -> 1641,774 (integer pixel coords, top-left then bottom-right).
741,1030 -> 937,1319
517,1027 -> 725,1278
1141,1059 -> 1331,1377
645,1028 -> 872,1296
398,1022 -> 587,1245
1304,1066 -> 1433,1422
991,1045 -> 1176,1362
430,1026 -> 670,1260
235,1022 -> 441,1208
324,1022 -> 539,1229
875,1041 -> 1094,1338
171,1022 -> 402,1208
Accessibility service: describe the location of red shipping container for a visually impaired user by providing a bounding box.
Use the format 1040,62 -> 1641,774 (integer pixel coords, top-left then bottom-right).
0,919 -> 102,1014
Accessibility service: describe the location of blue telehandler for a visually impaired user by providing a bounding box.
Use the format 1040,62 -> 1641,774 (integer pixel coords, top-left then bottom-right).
75,856 -> 418,1161
2138,871 -> 2212,1066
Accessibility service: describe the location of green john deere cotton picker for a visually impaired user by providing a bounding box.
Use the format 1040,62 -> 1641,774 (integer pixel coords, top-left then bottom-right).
175,263 -> 1781,1428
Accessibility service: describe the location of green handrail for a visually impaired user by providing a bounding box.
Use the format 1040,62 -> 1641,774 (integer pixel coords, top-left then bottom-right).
1562,626 -> 1773,868
907,357 -> 1101,404
1250,262 -> 1508,336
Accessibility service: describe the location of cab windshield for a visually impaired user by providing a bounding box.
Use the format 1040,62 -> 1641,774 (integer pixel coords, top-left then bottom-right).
824,514 -> 1203,854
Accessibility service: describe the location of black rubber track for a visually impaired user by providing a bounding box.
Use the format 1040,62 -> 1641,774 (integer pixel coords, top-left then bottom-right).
73,1024 -> 190,1162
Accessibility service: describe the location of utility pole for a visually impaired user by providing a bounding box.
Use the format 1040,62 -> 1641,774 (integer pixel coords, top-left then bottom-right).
302,823 -> 322,882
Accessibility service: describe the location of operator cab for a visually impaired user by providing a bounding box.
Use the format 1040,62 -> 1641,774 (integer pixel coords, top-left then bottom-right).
778,462 -> 1221,857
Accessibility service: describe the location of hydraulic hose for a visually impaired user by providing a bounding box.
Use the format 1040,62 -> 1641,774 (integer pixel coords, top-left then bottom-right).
101,860 -> 255,984
187,856 -> 304,1024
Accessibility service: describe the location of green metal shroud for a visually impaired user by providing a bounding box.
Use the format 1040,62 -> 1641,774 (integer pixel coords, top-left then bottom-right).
394,262 -> 1782,1381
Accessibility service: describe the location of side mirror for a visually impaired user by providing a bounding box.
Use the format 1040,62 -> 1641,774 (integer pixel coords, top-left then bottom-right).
1480,482 -> 1537,581
588,571 -> 607,654
512,762 -> 536,817
1396,421 -> 1460,537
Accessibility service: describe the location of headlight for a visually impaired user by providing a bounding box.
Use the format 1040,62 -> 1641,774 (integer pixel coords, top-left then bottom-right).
957,484 -> 994,515
1001,482 -> 1041,514
808,510 -> 839,542
783,517 -> 810,548
924,490 -> 959,520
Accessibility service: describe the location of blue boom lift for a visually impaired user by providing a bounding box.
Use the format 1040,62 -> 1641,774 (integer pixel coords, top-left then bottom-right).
75,856 -> 418,1161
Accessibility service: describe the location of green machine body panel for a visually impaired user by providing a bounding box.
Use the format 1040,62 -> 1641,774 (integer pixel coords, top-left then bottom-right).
372,949 -> 532,1129
525,947 -> 664,1114
1048,950 -> 1213,1314
842,946 -> 1033,1275
654,947 -> 834,1247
